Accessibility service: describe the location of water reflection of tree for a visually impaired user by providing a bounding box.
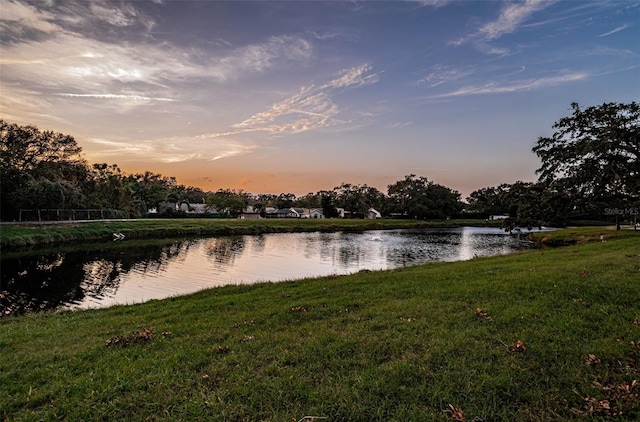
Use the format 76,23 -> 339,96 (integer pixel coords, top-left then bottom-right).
338,243 -> 364,267
117,241 -> 194,279
249,235 -> 266,254
312,233 -> 367,268
202,237 -> 246,267
2,252 -> 85,316
317,233 -> 340,263
79,241 -> 195,301
384,232 -> 457,266
81,259 -> 121,298
1,240 -> 195,316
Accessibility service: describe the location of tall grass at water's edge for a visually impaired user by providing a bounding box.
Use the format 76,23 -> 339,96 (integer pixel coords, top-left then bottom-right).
0,228 -> 639,421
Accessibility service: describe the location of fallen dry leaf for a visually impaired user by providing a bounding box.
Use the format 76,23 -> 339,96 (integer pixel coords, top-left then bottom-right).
584,397 -> 620,416
578,342 -> 640,416
475,308 -> 493,322
106,327 -> 156,347
508,340 -> 526,355
444,404 -> 466,422
584,354 -> 601,365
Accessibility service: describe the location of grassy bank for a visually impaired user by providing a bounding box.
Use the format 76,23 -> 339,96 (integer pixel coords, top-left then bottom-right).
533,225 -> 639,246
1,229 -> 639,420
0,218 -> 501,249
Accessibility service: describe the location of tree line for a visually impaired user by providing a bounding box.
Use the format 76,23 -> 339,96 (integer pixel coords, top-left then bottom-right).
1,101 -> 638,228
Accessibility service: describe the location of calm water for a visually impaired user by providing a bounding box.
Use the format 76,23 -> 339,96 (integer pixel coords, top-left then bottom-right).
1,227 -> 549,315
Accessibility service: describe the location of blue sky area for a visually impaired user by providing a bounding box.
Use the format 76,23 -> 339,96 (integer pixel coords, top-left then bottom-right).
1,0 -> 638,198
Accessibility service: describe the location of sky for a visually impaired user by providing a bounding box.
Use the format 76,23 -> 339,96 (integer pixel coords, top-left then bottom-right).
1,0 -> 638,199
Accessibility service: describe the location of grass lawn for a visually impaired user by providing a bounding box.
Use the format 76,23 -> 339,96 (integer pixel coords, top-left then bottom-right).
1,228 -> 639,421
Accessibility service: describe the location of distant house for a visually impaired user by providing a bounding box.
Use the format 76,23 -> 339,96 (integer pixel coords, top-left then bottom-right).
150,202 -> 178,214
271,208 -> 302,218
304,208 -> 325,219
334,207 -> 380,219
293,208 -> 308,217
265,207 -> 324,218
366,208 -> 382,219
178,203 -> 217,214
148,202 -> 217,215
489,215 -> 510,220
240,205 -> 262,219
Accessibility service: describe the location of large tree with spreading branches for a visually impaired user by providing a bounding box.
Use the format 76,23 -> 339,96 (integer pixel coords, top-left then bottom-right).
532,102 -> 639,228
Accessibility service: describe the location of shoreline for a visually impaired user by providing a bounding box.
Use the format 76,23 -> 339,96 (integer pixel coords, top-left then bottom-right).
0,218 -> 505,249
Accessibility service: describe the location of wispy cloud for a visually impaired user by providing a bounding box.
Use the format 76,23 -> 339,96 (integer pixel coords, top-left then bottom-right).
479,0 -> 554,41
413,0 -> 455,8
0,1 -> 313,111
451,0 -> 556,55
417,64 -> 476,87
0,31 -> 313,100
0,0 -> 318,164
211,35 -> 313,82
87,2 -> 142,28
87,136 -> 255,163
588,45 -> 638,59
202,64 -> 381,139
58,93 -> 176,102
0,0 -> 156,43
325,64 -> 380,89
0,0 -> 60,37
598,23 -> 631,37
431,71 -> 588,98
386,121 -> 413,129
230,90 -> 338,134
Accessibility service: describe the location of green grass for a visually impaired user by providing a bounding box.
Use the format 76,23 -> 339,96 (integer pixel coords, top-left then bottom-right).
1,228 -> 639,420
533,225 -> 640,245
0,218 -> 501,248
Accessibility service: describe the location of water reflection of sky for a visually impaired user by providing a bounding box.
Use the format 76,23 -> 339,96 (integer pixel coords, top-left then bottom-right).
2,227 -> 552,313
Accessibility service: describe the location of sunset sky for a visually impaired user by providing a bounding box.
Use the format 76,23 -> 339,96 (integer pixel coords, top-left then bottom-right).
1,0 -> 638,198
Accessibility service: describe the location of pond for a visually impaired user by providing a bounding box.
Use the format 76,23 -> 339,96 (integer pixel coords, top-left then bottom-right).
0,227 -> 551,316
